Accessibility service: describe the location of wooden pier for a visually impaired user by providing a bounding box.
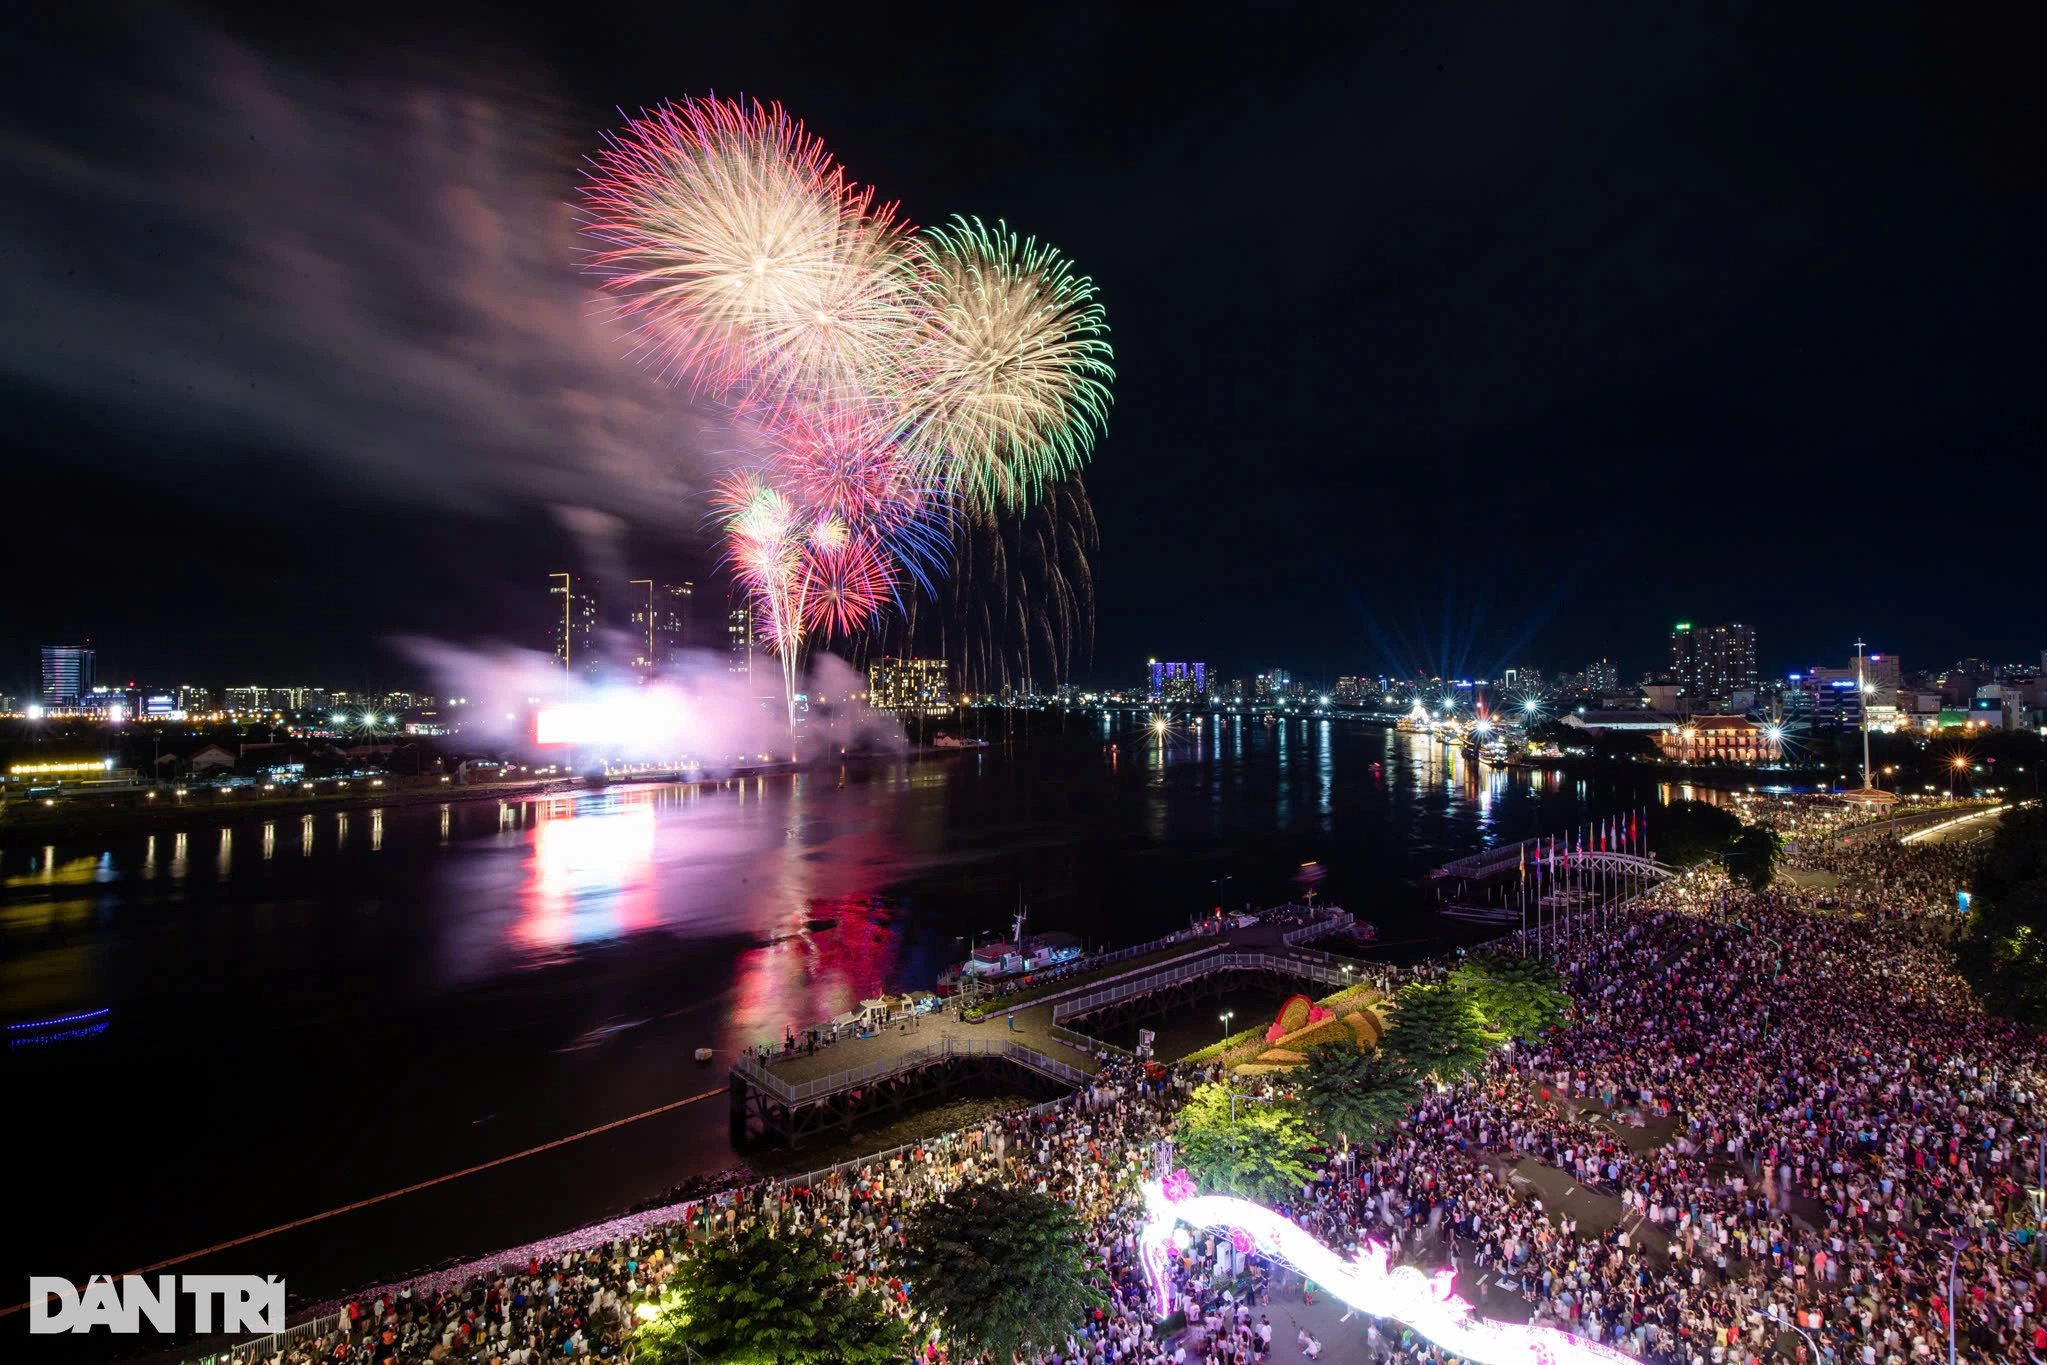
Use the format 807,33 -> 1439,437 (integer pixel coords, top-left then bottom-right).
727,912 -> 1379,1147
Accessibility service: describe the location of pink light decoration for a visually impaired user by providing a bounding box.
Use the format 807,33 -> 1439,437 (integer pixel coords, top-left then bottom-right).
1139,1176 -> 1633,1365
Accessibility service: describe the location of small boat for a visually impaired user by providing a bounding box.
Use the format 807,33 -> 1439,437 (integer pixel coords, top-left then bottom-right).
693,1047 -> 714,1063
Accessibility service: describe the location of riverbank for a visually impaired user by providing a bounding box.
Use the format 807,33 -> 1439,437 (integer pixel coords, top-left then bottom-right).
0,747 -> 1003,851
0,775 -> 582,849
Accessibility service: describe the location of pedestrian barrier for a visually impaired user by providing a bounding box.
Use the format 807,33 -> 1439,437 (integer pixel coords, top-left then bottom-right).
732,1036 -> 1089,1109
1049,947 -> 1388,1026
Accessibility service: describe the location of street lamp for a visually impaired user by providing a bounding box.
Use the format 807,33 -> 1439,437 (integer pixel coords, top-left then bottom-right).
1946,1231 -> 1970,1365
1218,1010 -> 1234,1040
1768,1305 -> 1822,1365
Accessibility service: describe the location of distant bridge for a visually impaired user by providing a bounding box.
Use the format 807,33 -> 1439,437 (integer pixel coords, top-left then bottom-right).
1432,839 -> 1673,884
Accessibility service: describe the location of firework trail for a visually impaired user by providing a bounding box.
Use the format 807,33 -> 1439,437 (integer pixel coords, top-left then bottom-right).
907,216 -> 1115,512
581,97 -> 918,407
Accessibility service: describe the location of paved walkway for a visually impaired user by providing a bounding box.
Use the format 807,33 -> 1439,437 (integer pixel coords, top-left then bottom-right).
748,917 -> 1359,1090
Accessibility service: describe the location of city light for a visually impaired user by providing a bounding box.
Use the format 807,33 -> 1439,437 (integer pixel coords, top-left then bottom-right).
9,760 -> 114,776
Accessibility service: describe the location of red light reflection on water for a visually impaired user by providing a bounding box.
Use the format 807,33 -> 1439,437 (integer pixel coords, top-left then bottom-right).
725,897 -> 904,1050
516,793 -> 659,951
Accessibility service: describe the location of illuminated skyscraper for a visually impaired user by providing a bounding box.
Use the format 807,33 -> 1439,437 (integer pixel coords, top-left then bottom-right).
1668,624 -> 1702,700
654,583 -> 693,671
40,644 -> 94,708
869,656 -> 950,712
628,580 -> 695,679
547,574 -> 598,686
726,588 -> 754,688
1705,623 -> 1758,698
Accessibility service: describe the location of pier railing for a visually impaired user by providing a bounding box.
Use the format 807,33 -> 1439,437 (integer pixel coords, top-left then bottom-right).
733,1036 -> 1090,1108
1051,946 -> 1389,1025
1281,910 -> 1354,946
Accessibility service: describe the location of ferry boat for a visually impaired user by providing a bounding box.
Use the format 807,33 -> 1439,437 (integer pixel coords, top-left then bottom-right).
1479,740 -> 1513,766
933,902 -> 1084,995
1434,721 -> 1464,746
1395,705 -> 1430,735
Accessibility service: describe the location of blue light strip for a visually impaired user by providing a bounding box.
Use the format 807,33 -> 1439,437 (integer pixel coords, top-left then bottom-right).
8,1007 -> 111,1031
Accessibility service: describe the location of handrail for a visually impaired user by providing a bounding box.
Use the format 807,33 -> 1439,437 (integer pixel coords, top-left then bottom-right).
1282,910 -> 1354,946
734,1036 -> 1088,1108
1050,946 -> 1387,1025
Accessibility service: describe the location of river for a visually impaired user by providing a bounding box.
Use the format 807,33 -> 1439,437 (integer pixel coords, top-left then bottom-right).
1,712 -> 1696,1312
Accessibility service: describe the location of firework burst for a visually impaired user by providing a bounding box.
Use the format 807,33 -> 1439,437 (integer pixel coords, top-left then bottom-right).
906,216 -> 1115,512
581,97 -> 919,405
586,101 -> 1115,718
800,532 -> 898,636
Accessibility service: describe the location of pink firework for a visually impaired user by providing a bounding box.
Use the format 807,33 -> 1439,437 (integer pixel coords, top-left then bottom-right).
799,532 -> 897,637
581,96 -> 918,405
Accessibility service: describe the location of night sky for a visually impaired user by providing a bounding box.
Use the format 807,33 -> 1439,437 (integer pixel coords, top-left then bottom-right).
2,2 -> 2041,697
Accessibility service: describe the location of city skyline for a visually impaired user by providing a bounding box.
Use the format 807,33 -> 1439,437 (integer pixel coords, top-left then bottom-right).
2,5 -> 2042,696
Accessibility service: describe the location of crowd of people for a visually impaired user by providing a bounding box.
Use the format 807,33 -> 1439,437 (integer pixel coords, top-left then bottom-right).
202,806 -> 2041,1365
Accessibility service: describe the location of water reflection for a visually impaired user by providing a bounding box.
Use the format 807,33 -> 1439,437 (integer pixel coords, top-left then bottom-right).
517,796 -> 658,952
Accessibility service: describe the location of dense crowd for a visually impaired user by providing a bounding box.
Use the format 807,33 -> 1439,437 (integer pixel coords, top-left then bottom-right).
205,809 -> 2039,1365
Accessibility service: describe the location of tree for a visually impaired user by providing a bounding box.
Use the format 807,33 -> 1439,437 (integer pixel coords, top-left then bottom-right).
1296,1040 -> 1414,1149
1652,799 -> 1745,867
898,1181 -> 1105,1362
1383,983 -> 1501,1085
1172,1082 -> 1317,1201
634,1224 -> 907,1365
1958,805 -> 2047,1026
1724,825 -> 1780,890
1449,952 -> 1572,1041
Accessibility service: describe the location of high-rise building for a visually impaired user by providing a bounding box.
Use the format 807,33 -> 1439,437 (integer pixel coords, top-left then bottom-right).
1703,623 -> 1758,699
726,588 -> 754,688
547,574 -> 599,684
40,645 -> 94,708
1584,659 -> 1619,694
1794,668 -> 1864,727
628,580 -> 657,679
654,582 -> 693,671
1858,650 -> 1901,691
1254,670 -> 1290,703
1147,660 -> 1207,700
1670,624 -> 1757,702
1668,624 -> 1702,700
868,657 -> 950,712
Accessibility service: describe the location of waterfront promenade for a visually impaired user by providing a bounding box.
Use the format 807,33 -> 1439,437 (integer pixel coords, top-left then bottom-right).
728,911 -> 1383,1143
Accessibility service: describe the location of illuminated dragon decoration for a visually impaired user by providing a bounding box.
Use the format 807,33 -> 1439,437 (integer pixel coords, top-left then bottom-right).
1139,1170 -> 1632,1365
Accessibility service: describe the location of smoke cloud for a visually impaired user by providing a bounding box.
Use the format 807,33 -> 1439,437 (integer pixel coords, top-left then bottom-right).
398,638 -> 904,769
0,12 -> 710,526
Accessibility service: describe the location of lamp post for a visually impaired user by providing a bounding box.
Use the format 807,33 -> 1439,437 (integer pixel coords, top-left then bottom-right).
1768,1304 -> 1821,1364
1946,1231 -> 1969,1365
1218,1010 -> 1234,1041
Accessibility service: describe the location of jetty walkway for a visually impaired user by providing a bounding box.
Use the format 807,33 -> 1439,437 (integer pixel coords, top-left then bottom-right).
728,911 -> 1378,1146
